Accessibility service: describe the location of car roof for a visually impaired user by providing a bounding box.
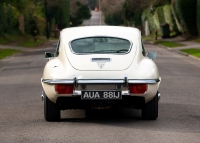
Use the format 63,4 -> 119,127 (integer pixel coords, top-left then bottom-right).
60,26 -> 141,42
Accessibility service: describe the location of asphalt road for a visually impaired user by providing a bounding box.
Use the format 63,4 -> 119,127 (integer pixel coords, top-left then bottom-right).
0,42 -> 200,143
83,11 -> 106,26
0,11 -> 200,143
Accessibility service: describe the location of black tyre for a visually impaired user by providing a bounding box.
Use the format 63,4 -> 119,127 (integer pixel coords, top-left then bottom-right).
142,92 -> 158,120
85,109 -> 93,117
44,93 -> 60,121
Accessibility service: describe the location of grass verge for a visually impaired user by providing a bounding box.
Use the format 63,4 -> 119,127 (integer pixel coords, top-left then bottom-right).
142,34 -> 156,41
0,37 -> 8,44
0,49 -> 22,60
180,48 -> 200,58
195,38 -> 200,43
0,34 -> 49,47
155,41 -> 184,48
19,37 -> 47,47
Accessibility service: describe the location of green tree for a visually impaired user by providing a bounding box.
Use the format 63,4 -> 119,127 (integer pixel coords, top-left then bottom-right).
45,0 -> 70,38
88,0 -> 98,10
105,12 -> 124,26
175,0 -> 197,35
197,0 -> 200,35
122,0 -> 135,26
0,3 -> 16,34
55,0 -> 70,29
6,5 -> 14,33
70,1 -> 91,27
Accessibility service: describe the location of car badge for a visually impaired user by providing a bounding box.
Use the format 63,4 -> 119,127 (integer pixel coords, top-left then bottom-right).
97,62 -> 106,69
91,58 -> 111,69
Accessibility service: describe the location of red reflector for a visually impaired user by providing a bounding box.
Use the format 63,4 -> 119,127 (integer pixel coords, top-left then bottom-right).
55,84 -> 73,94
129,84 -> 147,94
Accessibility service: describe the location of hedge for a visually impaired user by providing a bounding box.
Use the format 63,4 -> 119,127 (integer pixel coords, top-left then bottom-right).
175,0 -> 197,35
197,0 -> 200,35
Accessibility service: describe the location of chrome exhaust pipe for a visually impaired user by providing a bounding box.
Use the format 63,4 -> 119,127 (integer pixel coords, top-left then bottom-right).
158,91 -> 161,101
41,91 -> 44,102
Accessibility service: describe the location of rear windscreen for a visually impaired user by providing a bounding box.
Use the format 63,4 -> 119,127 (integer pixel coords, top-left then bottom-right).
70,37 -> 131,54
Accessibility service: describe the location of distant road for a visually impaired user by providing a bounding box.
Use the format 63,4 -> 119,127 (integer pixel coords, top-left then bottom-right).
83,10 -> 106,26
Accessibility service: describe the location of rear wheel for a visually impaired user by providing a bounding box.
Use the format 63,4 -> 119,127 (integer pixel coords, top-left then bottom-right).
142,92 -> 158,120
44,93 -> 60,121
85,109 -> 93,117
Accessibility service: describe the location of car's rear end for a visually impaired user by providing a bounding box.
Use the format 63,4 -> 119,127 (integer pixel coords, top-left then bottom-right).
41,26 -> 161,121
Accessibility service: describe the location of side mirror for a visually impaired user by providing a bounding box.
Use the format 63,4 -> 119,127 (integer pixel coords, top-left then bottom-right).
45,52 -> 54,59
147,52 -> 157,59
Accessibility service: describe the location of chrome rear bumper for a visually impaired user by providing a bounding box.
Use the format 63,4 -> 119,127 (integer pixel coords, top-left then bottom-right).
41,91 -> 44,102
158,91 -> 161,101
42,79 -> 160,85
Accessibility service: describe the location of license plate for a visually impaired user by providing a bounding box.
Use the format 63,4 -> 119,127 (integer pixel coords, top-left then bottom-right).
81,91 -> 122,100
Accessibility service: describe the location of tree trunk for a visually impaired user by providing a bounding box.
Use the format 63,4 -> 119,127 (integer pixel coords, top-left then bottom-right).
19,14 -> 25,34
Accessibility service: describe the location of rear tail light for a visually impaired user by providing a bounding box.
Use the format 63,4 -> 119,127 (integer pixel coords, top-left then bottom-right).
129,84 -> 147,94
55,84 -> 74,94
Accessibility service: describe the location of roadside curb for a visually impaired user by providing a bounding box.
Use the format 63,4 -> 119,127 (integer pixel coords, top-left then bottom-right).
0,52 -> 22,62
177,50 -> 200,61
148,41 -> 200,62
0,40 -> 57,61
0,39 -> 57,51
0,45 -> 30,51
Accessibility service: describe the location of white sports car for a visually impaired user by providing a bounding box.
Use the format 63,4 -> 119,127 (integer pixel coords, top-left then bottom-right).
41,26 -> 161,121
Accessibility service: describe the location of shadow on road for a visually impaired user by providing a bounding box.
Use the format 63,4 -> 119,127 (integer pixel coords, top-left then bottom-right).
57,102 -> 200,134
60,108 -> 142,122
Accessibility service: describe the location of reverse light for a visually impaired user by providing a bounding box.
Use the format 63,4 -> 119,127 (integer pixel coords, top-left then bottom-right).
129,84 -> 147,94
55,84 -> 74,94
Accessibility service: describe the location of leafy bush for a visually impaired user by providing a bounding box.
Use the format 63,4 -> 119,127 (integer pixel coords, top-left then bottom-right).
55,0 -> 70,29
0,4 -> 18,34
175,0 -> 197,35
104,12 -> 124,26
156,6 -> 166,25
35,15 -> 45,35
25,15 -> 39,36
171,0 -> 185,33
70,2 -> 91,27
163,5 -> 179,33
133,11 -> 142,27
142,9 -> 161,35
197,0 -> 200,35
142,4 -> 182,36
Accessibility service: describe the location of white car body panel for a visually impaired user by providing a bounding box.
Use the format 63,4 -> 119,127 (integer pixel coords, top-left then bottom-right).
65,26 -> 138,71
41,26 -> 161,104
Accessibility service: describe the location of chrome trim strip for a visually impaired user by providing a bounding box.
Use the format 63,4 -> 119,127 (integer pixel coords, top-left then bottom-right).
42,79 -> 74,84
73,90 -> 130,96
41,91 -> 44,102
42,79 -> 160,85
91,58 -> 111,62
158,91 -> 161,101
77,80 -> 124,84
128,79 -> 160,84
